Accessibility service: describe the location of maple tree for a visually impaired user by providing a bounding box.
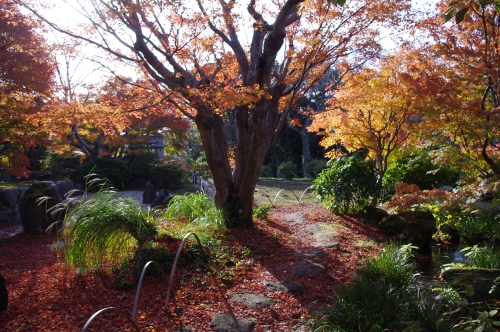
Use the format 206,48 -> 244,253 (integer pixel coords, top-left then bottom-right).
309,52 -> 416,204
19,0 -> 411,226
0,0 -> 54,177
43,76 -> 190,162
410,0 -> 500,178
445,0 -> 500,23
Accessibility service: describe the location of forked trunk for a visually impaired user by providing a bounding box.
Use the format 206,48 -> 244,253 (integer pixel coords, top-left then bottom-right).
195,106 -> 264,228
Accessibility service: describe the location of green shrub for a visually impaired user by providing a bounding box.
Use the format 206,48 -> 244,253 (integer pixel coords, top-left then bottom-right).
304,159 -> 327,177
313,154 -> 377,214
70,158 -> 132,190
253,205 -> 271,219
461,245 -> 500,269
133,244 -> 172,278
383,150 -> 458,194
149,163 -> 188,189
277,161 -> 297,179
259,165 -> 273,177
456,208 -> 500,245
129,151 -> 160,179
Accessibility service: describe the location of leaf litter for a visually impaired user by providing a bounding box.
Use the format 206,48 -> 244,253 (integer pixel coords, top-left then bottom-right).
0,204 -> 385,331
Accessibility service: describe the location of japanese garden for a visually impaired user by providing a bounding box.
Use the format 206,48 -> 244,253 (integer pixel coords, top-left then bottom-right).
1,0 -> 500,331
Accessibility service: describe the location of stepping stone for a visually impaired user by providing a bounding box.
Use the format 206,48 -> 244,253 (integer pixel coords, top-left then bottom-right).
294,250 -> 326,258
263,280 -> 305,293
211,313 -> 256,332
292,260 -> 327,276
305,224 -> 324,233
285,212 -> 306,224
315,232 -> 339,241
230,293 -> 272,309
313,242 -> 339,248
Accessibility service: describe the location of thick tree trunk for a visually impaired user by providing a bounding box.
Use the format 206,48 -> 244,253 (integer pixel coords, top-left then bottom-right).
195,98 -> 278,228
481,133 -> 500,176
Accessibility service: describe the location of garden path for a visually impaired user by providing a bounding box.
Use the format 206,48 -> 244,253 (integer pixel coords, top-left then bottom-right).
0,197 -> 384,331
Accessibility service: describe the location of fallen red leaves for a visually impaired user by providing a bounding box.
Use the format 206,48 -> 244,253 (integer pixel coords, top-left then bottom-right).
0,204 -> 385,331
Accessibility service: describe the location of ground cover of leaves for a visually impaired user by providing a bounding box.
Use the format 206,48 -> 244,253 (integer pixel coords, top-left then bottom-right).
0,204 -> 386,331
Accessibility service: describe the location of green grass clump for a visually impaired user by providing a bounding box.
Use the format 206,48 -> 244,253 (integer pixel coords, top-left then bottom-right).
58,187 -> 157,272
461,245 -> 500,269
253,205 -> 271,219
163,192 -> 224,226
308,244 -> 450,332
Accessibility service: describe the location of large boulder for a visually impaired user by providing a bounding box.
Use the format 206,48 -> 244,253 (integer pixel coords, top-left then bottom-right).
358,206 -> 389,226
142,181 -> 157,204
379,211 -> 436,252
20,182 -> 63,234
55,181 -> 74,199
0,273 -> 7,311
0,187 -> 28,222
441,268 -> 500,302
150,189 -> 173,208
435,223 -> 461,245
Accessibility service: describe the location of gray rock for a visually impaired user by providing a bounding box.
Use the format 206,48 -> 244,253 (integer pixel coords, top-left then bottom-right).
0,207 -> 11,223
294,250 -> 326,258
20,182 -> 63,234
142,181 -> 157,204
150,189 -> 172,208
211,313 -> 256,332
263,280 -> 304,294
39,181 -> 62,200
304,224 -> 324,233
0,188 -> 28,222
55,181 -> 74,198
313,242 -> 339,248
358,206 -> 389,226
285,212 -> 306,224
441,268 -> 500,302
0,189 -> 21,208
230,293 -> 272,309
315,233 -> 339,241
436,223 -> 460,245
379,211 -> 436,253
292,260 -> 327,276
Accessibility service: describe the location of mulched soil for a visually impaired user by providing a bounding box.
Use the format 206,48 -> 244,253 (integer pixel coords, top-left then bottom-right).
0,204 -> 386,331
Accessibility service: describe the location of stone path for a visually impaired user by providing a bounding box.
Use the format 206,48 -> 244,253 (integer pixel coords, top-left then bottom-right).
210,209 -> 341,332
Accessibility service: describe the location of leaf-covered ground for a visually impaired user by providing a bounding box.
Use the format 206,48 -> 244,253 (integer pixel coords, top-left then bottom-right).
0,204 -> 386,331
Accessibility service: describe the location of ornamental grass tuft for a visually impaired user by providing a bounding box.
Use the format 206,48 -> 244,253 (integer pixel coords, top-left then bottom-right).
50,178 -> 157,272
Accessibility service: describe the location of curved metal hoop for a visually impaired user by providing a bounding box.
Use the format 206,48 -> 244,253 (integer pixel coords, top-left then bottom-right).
298,185 -> 314,204
81,306 -> 141,332
82,232 -> 205,331
272,188 -> 302,205
132,261 -> 169,321
165,232 -> 204,306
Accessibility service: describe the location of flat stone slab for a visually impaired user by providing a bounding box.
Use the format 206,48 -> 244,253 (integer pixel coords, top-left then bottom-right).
304,224 -> 324,233
313,242 -> 339,248
211,313 -> 256,332
263,280 -> 305,293
230,293 -> 272,309
285,212 -> 307,224
315,233 -> 339,241
292,260 -> 327,276
294,250 -> 326,258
